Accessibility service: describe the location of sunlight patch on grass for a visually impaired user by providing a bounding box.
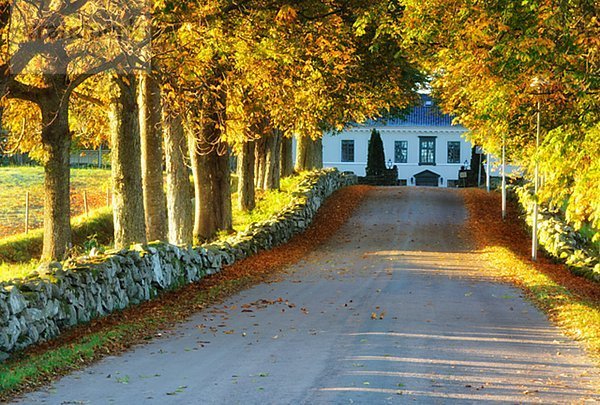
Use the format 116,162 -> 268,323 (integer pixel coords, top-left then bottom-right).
0,261 -> 39,283
0,207 -> 114,282
231,174 -> 304,232
0,167 -> 111,239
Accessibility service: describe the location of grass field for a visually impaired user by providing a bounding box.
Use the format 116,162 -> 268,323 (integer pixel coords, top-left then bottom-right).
0,166 -> 111,238
0,166 -> 302,239
0,166 -> 305,281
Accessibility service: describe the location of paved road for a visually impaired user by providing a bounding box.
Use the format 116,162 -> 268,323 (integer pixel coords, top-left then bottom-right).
17,188 -> 599,404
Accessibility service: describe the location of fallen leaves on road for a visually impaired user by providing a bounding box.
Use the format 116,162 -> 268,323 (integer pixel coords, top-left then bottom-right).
462,188 -> 600,361
0,185 -> 371,401
462,189 -> 599,301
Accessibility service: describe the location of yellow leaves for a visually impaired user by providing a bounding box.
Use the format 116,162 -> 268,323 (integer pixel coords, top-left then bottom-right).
275,5 -> 298,25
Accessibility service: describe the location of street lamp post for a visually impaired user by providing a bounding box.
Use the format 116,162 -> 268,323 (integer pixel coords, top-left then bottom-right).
501,135 -> 507,220
532,99 -> 541,261
486,153 -> 491,192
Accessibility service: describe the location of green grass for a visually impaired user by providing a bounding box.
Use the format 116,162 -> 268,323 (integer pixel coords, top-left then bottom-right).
231,175 -> 305,232
0,166 -> 111,238
0,261 -> 39,282
0,173 -> 305,282
0,207 -> 114,278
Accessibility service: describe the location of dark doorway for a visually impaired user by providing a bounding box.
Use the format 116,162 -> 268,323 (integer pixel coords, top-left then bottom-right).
414,170 -> 440,187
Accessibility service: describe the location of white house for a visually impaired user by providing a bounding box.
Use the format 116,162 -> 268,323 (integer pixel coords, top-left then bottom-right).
322,96 -> 472,187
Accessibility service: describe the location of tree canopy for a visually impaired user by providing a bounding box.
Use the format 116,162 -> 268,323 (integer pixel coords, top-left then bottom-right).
401,0 -> 599,236
2,0 -> 595,260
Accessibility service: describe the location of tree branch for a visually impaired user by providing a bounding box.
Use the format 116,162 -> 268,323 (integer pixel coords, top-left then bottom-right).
72,90 -> 103,106
6,77 -> 45,103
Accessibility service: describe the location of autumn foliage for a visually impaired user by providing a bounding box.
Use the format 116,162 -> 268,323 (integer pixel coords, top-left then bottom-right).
401,0 -> 599,236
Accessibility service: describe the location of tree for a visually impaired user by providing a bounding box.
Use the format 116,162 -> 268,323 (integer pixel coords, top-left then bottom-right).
1,0 -> 149,259
163,0 -> 422,240
366,129 -> 386,176
401,0 -> 599,235
187,68 -> 233,242
255,129 -> 282,191
139,73 -> 167,242
280,136 -> 294,178
109,74 -> 147,248
163,107 -> 193,245
237,140 -> 256,212
295,136 -> 323,172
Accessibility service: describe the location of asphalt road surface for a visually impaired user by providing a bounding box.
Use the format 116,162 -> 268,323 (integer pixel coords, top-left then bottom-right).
16,188 -> 600,404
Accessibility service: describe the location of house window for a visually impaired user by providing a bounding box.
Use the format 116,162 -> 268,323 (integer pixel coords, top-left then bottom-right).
419,137 -> 436,165
341,140 -> 354,162
394,141 -> 408,163
447,141 -> 461,163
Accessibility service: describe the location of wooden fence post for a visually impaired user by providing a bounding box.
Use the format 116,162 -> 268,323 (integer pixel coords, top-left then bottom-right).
25,191 -> 30,234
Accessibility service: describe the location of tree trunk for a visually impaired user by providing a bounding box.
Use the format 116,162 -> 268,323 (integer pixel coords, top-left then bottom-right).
109,74 -> 147,249
254,136 -> 267,189
190,89 -> 233,242
280,136 -> 294,178
237,140 -> 256,211
190,134 -> 233,242
295,135 -> 323,172
40,94 -> 72,261
264,130 -> 281,190
139,74 -> 167,241
254,130 -> 282,190
188,131 -> 202,244
163,111 -> 193,245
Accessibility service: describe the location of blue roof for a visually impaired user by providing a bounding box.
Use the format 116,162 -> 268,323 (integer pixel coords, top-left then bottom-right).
362,95 -> 456,127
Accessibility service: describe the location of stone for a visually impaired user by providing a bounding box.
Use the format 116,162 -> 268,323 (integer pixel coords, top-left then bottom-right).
150,254 -> 166,288
43,300 -> 60,319
0,299 -> 10,323
8,287 -> 27,315
5,317 -> 21,349
23,308 -> 44,323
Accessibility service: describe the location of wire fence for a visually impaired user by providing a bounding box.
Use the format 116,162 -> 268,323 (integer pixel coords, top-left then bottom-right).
0,187 -> 111,239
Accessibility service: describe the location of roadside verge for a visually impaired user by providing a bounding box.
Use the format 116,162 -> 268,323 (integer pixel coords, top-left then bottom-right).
462,188 -> 600,367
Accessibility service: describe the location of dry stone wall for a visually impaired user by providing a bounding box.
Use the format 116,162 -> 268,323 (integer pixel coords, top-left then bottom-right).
513,185 -> 600,282
0,169 -> 357,358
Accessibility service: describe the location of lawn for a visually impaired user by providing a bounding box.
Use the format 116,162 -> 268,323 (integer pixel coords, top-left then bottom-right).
231,175 -> 303,232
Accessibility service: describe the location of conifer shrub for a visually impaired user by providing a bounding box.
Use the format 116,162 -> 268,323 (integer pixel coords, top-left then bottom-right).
366,129 -> 386,176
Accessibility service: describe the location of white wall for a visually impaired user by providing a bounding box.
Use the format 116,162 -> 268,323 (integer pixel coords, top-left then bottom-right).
321,126 -> 471,187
